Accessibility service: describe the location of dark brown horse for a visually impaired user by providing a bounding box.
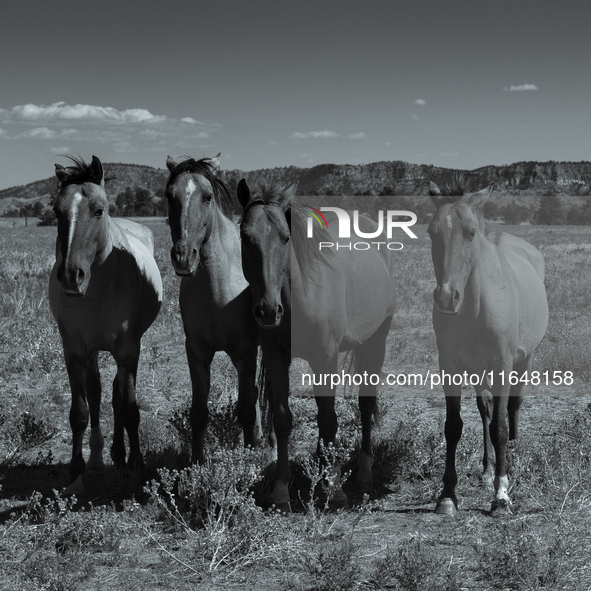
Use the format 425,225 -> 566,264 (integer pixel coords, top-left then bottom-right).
238,180 -> 395,509
428,181 -> 548,513
49,156 -> 163,493
164,155 -> 262,463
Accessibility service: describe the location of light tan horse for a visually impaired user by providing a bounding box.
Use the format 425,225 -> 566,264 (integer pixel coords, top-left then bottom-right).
49,156 -> 162,493
428,181 -> 548,513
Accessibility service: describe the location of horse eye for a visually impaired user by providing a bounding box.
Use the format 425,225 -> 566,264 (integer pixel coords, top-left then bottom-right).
465,228 -> 476,241
95,209 -> 104,218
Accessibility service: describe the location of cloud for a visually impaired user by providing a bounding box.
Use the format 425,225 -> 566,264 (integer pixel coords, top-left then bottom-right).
0,128 -> 7,137
0,101 -> 219,154
17,127 -> 57,139
290,130 -> 339,139
414,99 -> 427,105
504,84 -> 538,91
51,146 -> 70,154
412,114 -> 422,120
349,132 -> 367,140
10,102 -> 167,124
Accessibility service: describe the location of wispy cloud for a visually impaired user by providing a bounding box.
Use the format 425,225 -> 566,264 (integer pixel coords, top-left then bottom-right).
10,102 -> 167,124
504,84 -> 538,91
290,130 -> 339,139
414,99 -> 427,105
51,146 -> 70,154
349,132 -> 367,140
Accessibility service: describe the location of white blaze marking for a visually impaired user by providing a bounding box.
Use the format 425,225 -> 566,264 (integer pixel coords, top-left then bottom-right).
65,193 -> 83,266
184,179 -> 196,233
446,214 -> 452,228
185,178 -> 196,207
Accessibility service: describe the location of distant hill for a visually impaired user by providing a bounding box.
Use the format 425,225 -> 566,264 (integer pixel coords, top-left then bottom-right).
1,159 -> 590,211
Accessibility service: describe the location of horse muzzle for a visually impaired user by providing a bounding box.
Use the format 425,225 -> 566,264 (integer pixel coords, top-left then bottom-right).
433,284 -> 462,315
171,244 -> 199,276
57,265 -> 90,296
253,301 -> 284,328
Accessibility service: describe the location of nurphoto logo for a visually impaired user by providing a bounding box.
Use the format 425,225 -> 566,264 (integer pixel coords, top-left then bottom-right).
304,205 -> 418,250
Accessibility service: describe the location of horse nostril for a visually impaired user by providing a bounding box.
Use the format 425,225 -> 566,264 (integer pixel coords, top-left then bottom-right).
453,290 -> 460,306
254,305 -> 264,319
277,304 -> 284,317
192,248 -> 197,255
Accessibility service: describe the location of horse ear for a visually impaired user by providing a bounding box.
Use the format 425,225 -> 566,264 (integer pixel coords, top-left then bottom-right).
429,181 -> 446,208
90,156 -> 104,186
209,153 -> 221,173
280,182 -> 298,211
55,163 -> 69,186
166,155 -> 178,172
237,178 -> 251,210
466,185 -> 492,209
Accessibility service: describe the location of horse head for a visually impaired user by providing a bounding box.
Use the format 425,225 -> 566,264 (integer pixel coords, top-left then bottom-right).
165,154 -> 226,276
237,179 -> 297,327
53,156 -> 110,296
428,181 -> 492,314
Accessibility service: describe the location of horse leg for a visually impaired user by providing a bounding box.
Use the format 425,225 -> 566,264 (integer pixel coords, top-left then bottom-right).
474,383 -> 495,488
113,347 -> 144,473
186,337 -> 214,464
233,347 -> 263,448
264,347 -> 292,511
490,360 -> 513,512
312,357 -> 348,509
436,380 -> 463,514
64,352 -> 89,493
111,375 -> 125,469
356,316 -> 392,492
508,358 -> 529,441
86,352 -> 105,472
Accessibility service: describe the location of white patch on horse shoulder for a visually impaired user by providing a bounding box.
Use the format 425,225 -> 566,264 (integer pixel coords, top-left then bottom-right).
66,193 -> 83,266
446,215 -> 452,228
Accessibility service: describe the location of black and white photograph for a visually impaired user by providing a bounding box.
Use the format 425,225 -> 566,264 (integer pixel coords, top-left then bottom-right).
0,1 -> 590,589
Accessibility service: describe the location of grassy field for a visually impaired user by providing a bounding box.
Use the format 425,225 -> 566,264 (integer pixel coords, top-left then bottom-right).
0,217 -> 590,590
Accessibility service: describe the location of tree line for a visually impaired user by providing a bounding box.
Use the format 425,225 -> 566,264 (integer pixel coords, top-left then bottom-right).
0,186 -> 587,227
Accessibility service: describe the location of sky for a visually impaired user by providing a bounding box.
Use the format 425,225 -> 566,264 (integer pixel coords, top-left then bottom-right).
0,0 -> 590,189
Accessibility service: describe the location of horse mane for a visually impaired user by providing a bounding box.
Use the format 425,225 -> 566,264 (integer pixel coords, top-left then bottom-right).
166,156 -> 235,218
57,156 -> 115,189
429,173 -> 467,200
241,182 -> 334,287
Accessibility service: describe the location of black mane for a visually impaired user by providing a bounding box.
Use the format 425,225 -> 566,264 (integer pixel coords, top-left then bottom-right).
57,156 -> 115,189
166,156 -> 234,217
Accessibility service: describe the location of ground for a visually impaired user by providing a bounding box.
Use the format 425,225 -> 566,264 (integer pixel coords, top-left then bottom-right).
0,218 -> 590,590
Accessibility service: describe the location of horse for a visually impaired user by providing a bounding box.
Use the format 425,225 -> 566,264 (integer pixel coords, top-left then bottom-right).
164,155 -> 262,463
49,156 -> 163,493
237,180 -> 395,510
428,181 -> 548,513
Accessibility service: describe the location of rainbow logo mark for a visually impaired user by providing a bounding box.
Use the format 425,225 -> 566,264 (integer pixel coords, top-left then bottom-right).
304,205 -> 328,230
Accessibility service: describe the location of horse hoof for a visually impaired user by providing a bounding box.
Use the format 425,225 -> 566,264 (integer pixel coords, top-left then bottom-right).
435,497 -> 458,515
270,500 -> 291,513
482,472 -> 494,489
490,498 -> 512,514
354,479 -> 373,494
64,475 -> 85,495
329,491 -> 350,511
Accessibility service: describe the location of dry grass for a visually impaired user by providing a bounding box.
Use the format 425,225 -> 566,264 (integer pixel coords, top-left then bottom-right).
0,218 -> 590,589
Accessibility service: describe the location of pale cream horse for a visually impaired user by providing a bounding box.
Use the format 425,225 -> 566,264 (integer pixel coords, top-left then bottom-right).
428,181 -> 548,513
